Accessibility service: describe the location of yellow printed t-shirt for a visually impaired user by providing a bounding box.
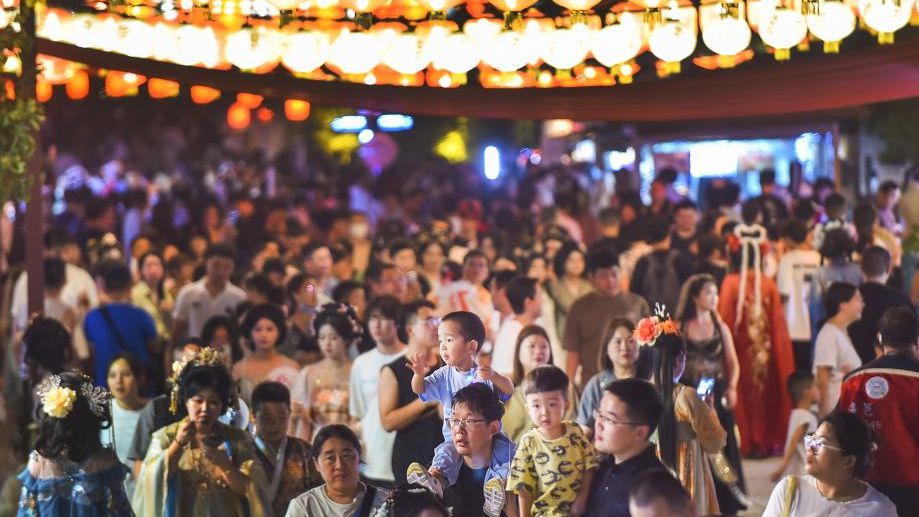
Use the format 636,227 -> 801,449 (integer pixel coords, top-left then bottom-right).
507,421 -> 599,516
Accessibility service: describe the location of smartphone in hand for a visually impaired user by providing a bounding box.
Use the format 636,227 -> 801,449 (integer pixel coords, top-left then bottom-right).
696,377 -> 716,400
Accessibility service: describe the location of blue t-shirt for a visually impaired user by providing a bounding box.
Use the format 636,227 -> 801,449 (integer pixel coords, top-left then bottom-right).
84,303 -> 156,386
419,364 -> 511,439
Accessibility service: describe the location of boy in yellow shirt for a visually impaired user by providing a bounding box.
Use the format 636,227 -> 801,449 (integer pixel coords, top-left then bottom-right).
508,365 -> 598,516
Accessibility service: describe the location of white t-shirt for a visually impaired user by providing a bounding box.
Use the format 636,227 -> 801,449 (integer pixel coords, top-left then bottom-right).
784,408 -> 818,477
813,324 -> 862,415
763,475 -> 897,517
172,279 -> 246,338
285,483 -> 388,517
11,263 -> 98,331
492,317 -> 524,376
348,347 -> 406,481
777,249 -> 821,341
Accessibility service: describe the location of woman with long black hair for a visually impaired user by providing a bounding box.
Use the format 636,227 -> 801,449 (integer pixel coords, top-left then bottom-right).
636,311 -> 726,516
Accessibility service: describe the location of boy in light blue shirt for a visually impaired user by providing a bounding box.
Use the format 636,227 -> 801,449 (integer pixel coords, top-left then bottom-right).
406,311 -> 515,517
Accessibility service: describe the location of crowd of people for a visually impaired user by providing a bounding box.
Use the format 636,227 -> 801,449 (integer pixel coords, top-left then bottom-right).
4,152 -> 919,517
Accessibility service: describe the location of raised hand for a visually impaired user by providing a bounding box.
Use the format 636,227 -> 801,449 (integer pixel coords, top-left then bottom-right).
477,364 -> 495,381
407,352 -> 431,377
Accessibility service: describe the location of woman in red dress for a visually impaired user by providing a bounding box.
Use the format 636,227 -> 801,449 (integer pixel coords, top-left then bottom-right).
718,223 -> 796,457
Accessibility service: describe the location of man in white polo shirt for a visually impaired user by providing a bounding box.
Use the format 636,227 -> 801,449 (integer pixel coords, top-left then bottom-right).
172,243 -> 246,344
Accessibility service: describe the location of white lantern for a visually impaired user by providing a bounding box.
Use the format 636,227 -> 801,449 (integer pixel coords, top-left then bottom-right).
96,16 -> 120,52
432,33 -> 481,73
702,16 -> 751,55
152,22 -> 179,63
590,21 -> 643,67
64,13 -> 98,49
859,0 -> 913,40
328,30 -> 381,75
225,26 -> 283,71
281,30 -> 330,74
171,25 -> 221,67
806,1 -> 855,45
759,7 -> 807,52
463,18 -> 503,45
520,18 -> 553,66
541,25 -> 591,70
383,33 -> 431,74
649,19 -> 696,63
481,30 -> 530,72
37,9 -> 64,40
116,19 -> 155,59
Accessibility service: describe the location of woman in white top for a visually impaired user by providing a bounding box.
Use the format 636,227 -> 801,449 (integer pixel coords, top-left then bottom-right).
763,411 -> 896,517
101,353 -> 150,500
285,424 -> 388,517
813,282 -> 863,417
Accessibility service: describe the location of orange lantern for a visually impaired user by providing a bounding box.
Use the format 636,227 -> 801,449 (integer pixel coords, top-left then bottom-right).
105,72 -> 128,98
66,70 -> 90,100
227,103 -> 251,130
284,99 -> 311,121
36,79 -> 53,102
148,78 -> 180,98
256,107 -> 274,124
237,92 -> 264,108
3,79 -> 14,100
190,85 -> 221,104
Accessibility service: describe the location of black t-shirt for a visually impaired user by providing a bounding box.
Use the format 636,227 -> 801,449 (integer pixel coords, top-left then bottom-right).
444,463 -> 499,517
848,282 -> 914,364
584,445 -> 666,517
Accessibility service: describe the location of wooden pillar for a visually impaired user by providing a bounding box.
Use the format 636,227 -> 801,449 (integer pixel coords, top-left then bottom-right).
18,0 -> 44,314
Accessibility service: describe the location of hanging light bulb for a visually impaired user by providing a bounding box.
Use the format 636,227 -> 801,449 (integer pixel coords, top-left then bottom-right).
281,30 -> 330,74
225,25 -> 283,71
285,99 -> 311,121
590,17 -> 643,67
431,33 -> 481,73
806,0 -> 855,52
859,0 -> 914,43
542,24 -> 592,71
759,7 -> 807,59
328,29 -> 381,75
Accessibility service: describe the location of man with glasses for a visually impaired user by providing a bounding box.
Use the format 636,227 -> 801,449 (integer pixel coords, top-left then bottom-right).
585,378 -> 665,517
438,383 -> 518,517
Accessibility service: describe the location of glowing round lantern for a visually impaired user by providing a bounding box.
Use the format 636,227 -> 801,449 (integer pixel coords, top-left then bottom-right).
431,33 -> 481,73
339,0 -> 388,14
36,79 -> 52,103
328,30 -> 381,75
97,16 -> 120,52
170,25 -> 222,68
383,33 -> 432,74
552,0 -> 601,12
702,16 -> 751,55
415,20 -> 457,54
487,0 -> 538,14
152,22 -> 179,62
105,72 -> 128,97
463,18 -> 503,45
256,108 -> 274,124
590,20 -> 642,67
859,0 -> 914,43
225,26 -> 283,72
237,93 -> 264,108
281,30 -> 330,74
649,19 -> 696,65
806,1 -> 856,50
759,7 -> 806,58
116,18 -> 155,59
519,18 -> 554,66
481,31 -> 529,72
285,99 -> 311,121
64,13 -> 98,48
38,55 -> 77,84
37,8 -> 68,41
66,69 -> 90,100
227,103 -> 251,130
541,25 -> 591,70
190,85 -> 221,103
148,78 -> 179,98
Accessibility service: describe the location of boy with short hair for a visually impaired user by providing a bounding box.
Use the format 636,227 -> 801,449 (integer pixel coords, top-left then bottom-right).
509,365 -> 598,516
251,381 -> 321,517
770,372 -> 819,481
406,311 -> 515,517
628,468 -> 693,517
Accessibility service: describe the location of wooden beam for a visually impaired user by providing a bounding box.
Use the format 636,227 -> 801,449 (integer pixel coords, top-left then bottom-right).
36,36 -> 919,122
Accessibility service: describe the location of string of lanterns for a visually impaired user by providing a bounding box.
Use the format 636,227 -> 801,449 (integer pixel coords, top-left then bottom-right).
32,0 -> 919,89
